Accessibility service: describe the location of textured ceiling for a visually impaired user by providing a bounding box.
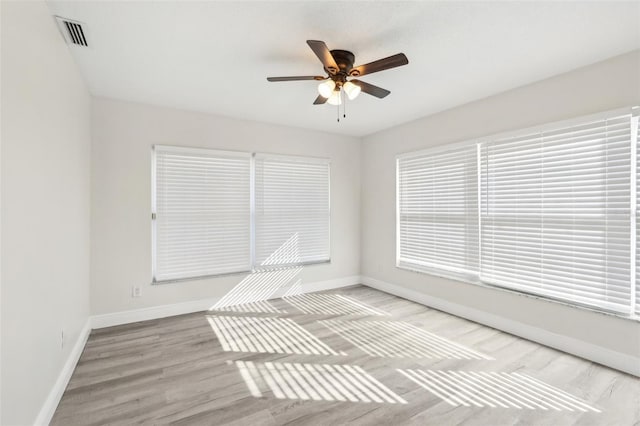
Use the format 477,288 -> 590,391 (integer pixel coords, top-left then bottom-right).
47,1 -> 640,137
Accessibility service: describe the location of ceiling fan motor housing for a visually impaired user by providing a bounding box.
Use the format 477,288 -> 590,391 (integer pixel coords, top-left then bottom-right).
328,50 -> 358,82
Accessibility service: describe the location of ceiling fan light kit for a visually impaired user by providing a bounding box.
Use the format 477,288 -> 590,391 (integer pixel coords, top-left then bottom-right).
327,90 -> 342,106
343,81 -> 361,100
267,40 -> 408,120
318,79 -> 336,98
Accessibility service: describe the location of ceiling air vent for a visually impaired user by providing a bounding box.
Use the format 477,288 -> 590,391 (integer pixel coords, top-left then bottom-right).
55,16 -> 89,47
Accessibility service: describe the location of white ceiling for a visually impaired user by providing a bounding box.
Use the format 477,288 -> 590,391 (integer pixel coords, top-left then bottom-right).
47,1 -> 639,137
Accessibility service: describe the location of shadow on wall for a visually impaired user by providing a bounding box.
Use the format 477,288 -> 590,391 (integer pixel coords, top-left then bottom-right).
210,233 -> 304,314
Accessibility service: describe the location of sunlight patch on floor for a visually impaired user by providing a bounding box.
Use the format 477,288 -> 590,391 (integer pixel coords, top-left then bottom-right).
284,293 -> 390,316
320,319 -> 492,360
234,360 -> 407,404
397,369 -> 600,412
210,299 -> 286,314
208,315 -> 345,356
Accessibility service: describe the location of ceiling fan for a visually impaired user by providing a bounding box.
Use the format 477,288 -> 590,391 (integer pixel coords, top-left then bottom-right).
267,40 -> 409,106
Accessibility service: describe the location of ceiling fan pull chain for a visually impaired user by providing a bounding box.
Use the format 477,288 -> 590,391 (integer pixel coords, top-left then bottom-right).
343,88 -> 347,119
337,96 -> 340,122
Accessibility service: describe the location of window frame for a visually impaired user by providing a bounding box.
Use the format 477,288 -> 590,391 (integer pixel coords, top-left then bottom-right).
151,145 -> 254,283
151,145 -> 331,284
396,106 -> 639,320
396,144 -> 480,280
253,152 -> 332,270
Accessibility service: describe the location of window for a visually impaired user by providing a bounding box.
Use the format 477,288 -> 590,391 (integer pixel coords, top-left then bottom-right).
397,107 -> 640,317
397,145 -> 478,277
255,154 -> 330,268
635,114 -> 640,315
153,146 -> 252,281
480,115 -> 632,314
152,146 -> 330,282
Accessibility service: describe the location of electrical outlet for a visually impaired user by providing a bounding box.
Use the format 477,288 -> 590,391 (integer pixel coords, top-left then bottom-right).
132,286 -> 142,298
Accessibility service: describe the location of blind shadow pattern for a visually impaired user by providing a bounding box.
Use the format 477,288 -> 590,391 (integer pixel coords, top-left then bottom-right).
209,233 -> 304,312
320,319 -> 492,360
234,360 -> 407,404
284,293 -> 390,316
209,267 -> 302,312
397,369 -> 600,412
210,299 -> 286,314
282,279 -> 304,297
207,315 -> 344,356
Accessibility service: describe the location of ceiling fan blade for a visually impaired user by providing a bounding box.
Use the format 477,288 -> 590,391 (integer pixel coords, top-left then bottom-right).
350,53 -> 408,77
267,76 -> 325,82
351,79 -> 391,98
313,95 -> 328,105
306,40 -> 339,74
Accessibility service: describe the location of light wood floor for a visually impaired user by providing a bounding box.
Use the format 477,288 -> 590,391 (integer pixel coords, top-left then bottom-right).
52,285 -> 640,425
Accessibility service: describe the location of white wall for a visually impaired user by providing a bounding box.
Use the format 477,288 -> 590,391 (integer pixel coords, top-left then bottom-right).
91,97 -> 361,316
361,50 -> 640,362
1,1 -> 92,424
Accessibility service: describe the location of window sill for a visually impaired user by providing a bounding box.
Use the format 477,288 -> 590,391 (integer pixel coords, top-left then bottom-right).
396,264 -> 640,323
152,260 -> 331,285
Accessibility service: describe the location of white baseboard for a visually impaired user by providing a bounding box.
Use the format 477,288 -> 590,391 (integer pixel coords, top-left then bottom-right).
361,275 -> 640,377
91,296 -> 220,329
34,318 -> 92,426
91,275 -> 361,329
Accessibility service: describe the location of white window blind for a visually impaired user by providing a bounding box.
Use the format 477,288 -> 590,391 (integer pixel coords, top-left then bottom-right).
634,111 -> 640,315
397,145 -> 479,276
254,154 -> 330,267
153,146 -> 251,281
480,115 -> 633,314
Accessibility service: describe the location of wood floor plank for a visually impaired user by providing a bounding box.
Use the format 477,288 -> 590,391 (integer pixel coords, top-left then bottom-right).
51,285 -> 639,425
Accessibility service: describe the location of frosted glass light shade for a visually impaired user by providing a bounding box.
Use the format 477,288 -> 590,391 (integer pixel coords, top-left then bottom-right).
343,81 -> 361,100
318,80 -> 336,98
327,90 -> 342,105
